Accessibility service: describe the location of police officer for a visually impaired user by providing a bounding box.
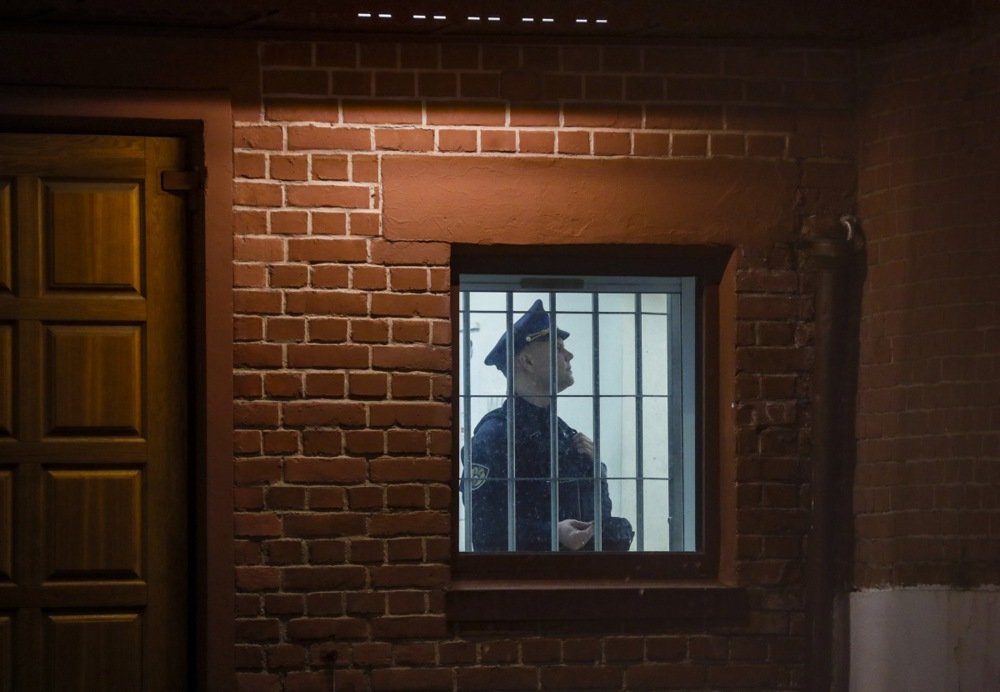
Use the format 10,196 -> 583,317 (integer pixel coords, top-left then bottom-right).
462,300 -> 634,552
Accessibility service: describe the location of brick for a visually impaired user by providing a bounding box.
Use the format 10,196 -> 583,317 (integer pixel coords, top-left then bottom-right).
343,100 -> 422,124
287,184 -> 371,209
308,318 -> 349,342
386,538 -> 423,563
481,130 -> 516,153
626,663 -> 706,689
235,619 -> 281,643
312,211 -> 348,234
287,237 -> 368,262
557,131 -> 590,155
564,103 -> 641,128
418,72 -> 457,98
426,101 -> 506,126
284,457 -> 367,483
310,265 -> 351,289
372,345 -> 450,371
374,71 -> 415,97
460,72 -> 500,98
634,132 -> 671,157
235,512 -> 282,537
369,402 -> 450,427
369,667 -> 451,690
369,457 -> 450,482
368,511 -> 449,536
307,539 -> 348,564
370,240 -> 450,266
372,565 -> 449,588
236,126 -> 283,150
304,373 -> 345,398
312,155 -> 349,181
667,77 -> 742,101
370,616 -> 448,640
386,484 -> 426,509
349,372 -> 389,397
301,430 -> 344,456
371,293 -> 449,318
350,318 -> 390,343
262,69 -> 327,95
288,126 -> 372,151
439,129 -> 477,153
672,133 -> 709,157
376,128 -> 434,151
284,513 -> 367,537
350,212 -> 381,236
540,665 -> 623,690
236,152 -> 266,178
236,566 -> 281,591
644,46 -> 722,74
286,617 -> 368,641
283,566 -> 367,591
285,291 -> 367,316
345,430 -> 385,454
518,130 -> 555,154
286,344 -> 369,369
593,131 -> 631,156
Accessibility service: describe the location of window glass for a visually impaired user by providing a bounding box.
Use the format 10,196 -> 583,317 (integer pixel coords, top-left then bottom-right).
458,274 -> 697,554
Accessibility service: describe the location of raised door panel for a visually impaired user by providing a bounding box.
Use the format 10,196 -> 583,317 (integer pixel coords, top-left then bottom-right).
0,179 -> 10,294
43,181 -> 142,293
43,324 -> 143,437
43,469 -> 141,580
45,613 -> 142,691
0,613 -> 10,692
0,324 -> 11,437
0,471 -> 10,581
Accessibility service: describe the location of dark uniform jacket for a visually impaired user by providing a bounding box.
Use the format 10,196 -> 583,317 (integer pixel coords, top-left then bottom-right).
462,396 -> 634,552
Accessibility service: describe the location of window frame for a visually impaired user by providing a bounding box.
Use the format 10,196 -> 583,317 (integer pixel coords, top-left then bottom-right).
449,244 -> 730,587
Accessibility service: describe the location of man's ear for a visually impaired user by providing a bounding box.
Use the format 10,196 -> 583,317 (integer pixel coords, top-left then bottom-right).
516,350 -> 533,371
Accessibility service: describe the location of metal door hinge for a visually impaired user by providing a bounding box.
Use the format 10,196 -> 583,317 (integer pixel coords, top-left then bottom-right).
161,168 -> 204,192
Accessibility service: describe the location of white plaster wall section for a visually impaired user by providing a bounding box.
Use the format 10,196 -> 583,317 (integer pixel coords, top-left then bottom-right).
850,588 -> 1000,692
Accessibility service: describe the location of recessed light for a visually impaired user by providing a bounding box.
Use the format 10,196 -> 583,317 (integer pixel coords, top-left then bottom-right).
596,18 -> 608,24
413,13 -> 426,19
576,18 -> 588,24
522,17 -> 534,22
468,16 -> 480,21
433,14 -> 446,20
542,18 -> 554,23
358,12 -> 372,18
488,16 -> 500,22
378,13 -> 391,18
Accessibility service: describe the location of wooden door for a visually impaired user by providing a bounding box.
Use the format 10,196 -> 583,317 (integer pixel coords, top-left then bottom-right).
0,133 -> 189,691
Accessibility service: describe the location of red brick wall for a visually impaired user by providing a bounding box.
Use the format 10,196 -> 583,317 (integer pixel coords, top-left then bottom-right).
233,40 -> 857,690
855,20 -> 1000,588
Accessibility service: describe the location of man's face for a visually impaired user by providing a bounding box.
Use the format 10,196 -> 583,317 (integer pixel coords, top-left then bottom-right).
517,337 -> 574,393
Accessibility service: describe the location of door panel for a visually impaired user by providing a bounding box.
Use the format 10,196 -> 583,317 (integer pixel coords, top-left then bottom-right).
44,181 -> 142,293
0,133 -> 188,691
44,324 -> 144,436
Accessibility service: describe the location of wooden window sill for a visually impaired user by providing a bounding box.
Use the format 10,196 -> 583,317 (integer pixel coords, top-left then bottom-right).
446,580 -> 748,622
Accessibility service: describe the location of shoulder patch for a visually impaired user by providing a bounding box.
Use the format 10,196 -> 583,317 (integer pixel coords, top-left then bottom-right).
469,463 -> 490,491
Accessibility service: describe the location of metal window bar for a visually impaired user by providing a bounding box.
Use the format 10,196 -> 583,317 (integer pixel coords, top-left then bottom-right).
667,291 -> 684,549
505,292 -> 517,552
548,292 -> 560,551
591,293 -> 603,552
461,292 -> 473,552
633,293 -> 645,551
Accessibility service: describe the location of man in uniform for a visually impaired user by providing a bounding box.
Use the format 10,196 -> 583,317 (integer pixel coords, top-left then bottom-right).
462,299 -> 634,552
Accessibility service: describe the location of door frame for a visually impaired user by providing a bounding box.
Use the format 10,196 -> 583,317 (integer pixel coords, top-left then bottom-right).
0,86 -> 234,692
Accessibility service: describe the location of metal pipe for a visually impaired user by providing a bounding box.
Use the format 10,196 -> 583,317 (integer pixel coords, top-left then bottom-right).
805,217 -> 864,692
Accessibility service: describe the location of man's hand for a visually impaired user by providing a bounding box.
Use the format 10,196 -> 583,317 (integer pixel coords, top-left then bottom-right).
558,519 -> 594,550
571,432 -> 594,460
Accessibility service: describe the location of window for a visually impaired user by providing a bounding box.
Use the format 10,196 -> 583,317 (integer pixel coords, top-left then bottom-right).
450,245 -> 730,585
458,275 -> 697,553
